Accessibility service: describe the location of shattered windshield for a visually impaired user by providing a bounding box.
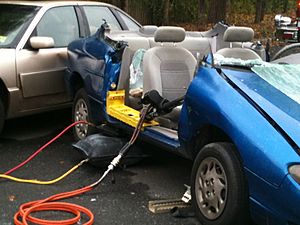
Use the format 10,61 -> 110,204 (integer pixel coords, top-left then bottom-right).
0,4 -> 39,48
252,64 -> 300,105
214,54 -> 264,67
214,54 -> 300,105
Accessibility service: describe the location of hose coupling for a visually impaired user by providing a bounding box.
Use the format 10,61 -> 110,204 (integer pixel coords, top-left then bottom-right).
111,154 -> 122,168
79,158 -> 89,166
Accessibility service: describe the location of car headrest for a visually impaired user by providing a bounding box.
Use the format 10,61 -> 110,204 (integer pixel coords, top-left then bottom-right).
223,26 -> 254,42
139,25 -> 158,35
154,26 -> 186,43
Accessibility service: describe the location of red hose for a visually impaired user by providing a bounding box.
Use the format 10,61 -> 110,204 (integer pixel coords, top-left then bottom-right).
10,107 -> 149,224
7,120 -> 95,225
4,121 -> 91,175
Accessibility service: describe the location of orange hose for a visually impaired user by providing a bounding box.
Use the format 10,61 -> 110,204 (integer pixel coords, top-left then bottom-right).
12,106 -> 150,224
14,185 -> 94,225
8,121 -> 97,225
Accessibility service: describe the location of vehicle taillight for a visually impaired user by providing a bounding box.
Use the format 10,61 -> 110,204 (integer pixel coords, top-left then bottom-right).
283,32 -> 294,40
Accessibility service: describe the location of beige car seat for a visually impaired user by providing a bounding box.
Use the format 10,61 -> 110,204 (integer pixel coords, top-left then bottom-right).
143,26 -> 197,129
216,26 -> 261,60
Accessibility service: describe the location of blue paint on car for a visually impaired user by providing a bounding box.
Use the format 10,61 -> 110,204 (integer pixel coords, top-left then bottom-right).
67,28 -> 300,225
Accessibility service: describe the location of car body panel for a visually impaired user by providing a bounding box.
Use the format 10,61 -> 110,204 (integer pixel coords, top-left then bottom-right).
66,32 -> 121,123
224,68 -> 300,150
0,49 -> 16,88
179,66 -> 299,187
17,48 -> 68,98
247,168 -> 300,225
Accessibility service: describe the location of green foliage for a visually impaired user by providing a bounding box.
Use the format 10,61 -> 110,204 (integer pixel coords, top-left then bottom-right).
171,0 -> 199,23
146,0 -> 165,24
267,0 -> 295,13
95,0 -> 299,25
230,0 -> 256,14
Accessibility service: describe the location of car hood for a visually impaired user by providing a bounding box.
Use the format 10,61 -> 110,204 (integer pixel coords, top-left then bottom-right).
223,68 -> 300,152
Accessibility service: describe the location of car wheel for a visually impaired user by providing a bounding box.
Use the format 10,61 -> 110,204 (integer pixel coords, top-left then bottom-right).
0,100 -> 4,134
73,88 -> 95,140
191,142 -> 250,225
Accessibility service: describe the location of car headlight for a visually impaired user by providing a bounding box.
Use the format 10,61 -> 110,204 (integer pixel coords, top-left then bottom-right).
289,165 -> 300,184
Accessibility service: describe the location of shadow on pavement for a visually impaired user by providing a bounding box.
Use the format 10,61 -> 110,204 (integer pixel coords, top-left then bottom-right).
0,109 -> 72,141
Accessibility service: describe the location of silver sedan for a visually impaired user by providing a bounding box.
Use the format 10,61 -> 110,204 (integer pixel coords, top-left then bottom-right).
0,1 -> 140,133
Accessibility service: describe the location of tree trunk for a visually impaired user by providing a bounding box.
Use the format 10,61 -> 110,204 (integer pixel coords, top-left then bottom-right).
283,0 -> 288,13
120,0 -> 129,12
260,0 -> 266,21
207,0 -> 227,23
255,0 -> 266,23
198,0 -> 206,25
163,0 -> 170,25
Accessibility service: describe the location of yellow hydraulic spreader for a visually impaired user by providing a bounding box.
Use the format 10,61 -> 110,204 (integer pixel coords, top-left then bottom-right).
106,90 -> 158,128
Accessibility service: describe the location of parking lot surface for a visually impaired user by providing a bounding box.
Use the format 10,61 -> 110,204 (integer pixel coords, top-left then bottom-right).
0,110 -> 200,225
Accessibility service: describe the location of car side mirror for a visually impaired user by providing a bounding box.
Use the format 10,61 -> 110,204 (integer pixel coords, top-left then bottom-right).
30,36 -> 54,49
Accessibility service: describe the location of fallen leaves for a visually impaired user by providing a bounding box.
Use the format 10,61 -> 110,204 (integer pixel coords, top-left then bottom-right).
8,195 -> 16,202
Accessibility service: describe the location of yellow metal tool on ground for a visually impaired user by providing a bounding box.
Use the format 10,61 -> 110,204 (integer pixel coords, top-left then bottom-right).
148,199 -> 191,214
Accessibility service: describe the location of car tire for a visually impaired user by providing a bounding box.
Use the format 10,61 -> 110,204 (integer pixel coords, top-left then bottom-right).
0,100 -> 4,134
191,142 -> 251,225
72,88 -> 95,141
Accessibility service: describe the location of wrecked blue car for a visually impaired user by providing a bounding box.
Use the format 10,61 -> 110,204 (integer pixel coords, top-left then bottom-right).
66,22 -> 300,225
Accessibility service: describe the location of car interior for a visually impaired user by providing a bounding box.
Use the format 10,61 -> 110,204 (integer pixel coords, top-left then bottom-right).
106,25 -> 265,139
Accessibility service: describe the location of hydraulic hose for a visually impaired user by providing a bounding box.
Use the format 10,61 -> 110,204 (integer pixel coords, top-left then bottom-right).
4,121 -> 93,175
14,185 -> 94,225
13,105 -> 151,225
0,159 -> 88,185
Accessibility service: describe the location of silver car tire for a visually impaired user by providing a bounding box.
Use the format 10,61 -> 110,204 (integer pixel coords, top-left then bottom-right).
191,142 -> 251,225
72,88 -> 94,140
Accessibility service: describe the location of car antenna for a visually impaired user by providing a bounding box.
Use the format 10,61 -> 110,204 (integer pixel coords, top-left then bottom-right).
209,42 -> 215,68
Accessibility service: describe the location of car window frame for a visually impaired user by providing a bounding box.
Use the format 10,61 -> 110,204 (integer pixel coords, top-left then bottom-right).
74,5 -> 86,38
111,8 -> 141,31
0,4 -> 41,49
25,5 -> 81,49
79,5 -> 126,36
77,5 -> 93,37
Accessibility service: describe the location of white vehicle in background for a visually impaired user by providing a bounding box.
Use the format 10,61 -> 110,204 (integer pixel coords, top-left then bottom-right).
274,0 -> 300,42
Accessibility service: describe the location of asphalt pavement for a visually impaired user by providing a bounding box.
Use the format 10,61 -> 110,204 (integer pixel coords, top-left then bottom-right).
0,109 -> 200,225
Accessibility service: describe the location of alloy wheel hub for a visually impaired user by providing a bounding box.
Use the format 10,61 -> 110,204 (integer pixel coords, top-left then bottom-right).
74,98 -> 89,139
195,157 -> 227,220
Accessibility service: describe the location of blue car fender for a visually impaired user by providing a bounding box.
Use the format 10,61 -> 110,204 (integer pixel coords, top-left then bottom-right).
179,65 -> 297,187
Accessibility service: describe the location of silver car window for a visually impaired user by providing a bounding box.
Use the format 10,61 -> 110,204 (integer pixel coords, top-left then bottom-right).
118,11 -> 140,31
36,6 -> 79,47
83,6 -> 121,34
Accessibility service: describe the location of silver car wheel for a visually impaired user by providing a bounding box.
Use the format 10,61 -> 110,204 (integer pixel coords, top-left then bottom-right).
195,157 -> 228,220
74,98 -> 89,139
